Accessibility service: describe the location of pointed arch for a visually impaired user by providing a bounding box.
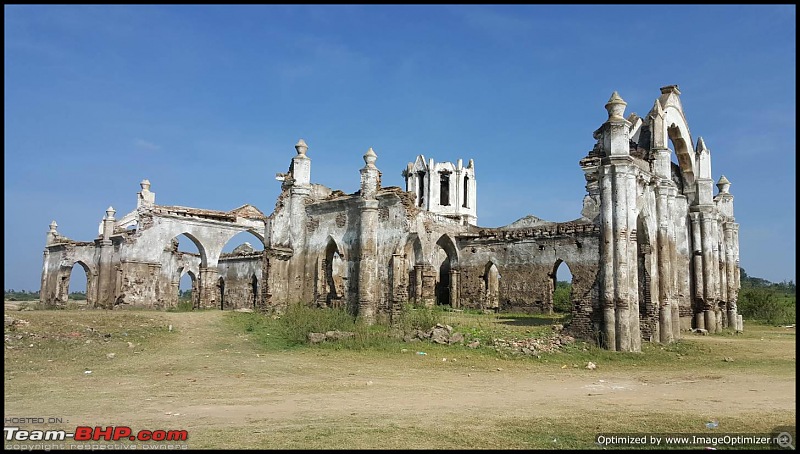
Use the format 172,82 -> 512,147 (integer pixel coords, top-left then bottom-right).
484,261 -> 499,310
435,234 -> 459,268
551,259 -> 573,314
218,276 -> 225,310
323,235 -> 346,308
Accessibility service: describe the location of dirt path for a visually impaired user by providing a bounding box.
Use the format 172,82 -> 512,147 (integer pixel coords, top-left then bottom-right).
4,309 -> 795,448
134,312 -> 794,427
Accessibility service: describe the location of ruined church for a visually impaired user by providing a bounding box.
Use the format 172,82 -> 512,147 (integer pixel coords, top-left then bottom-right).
40,85 -> 741,352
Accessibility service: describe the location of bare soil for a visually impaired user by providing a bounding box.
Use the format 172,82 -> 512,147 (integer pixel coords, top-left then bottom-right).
3,308 -> 796,449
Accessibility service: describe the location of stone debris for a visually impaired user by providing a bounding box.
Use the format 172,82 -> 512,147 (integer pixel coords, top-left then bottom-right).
307,330 -> 356,344
491,333 -> 576,356
403,326 -> 466,345
586,361 -> 597,370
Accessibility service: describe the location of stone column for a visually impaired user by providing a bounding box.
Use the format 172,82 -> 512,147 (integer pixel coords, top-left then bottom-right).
689,212 -> 705,330
414,265 -> 423,306
449,269 -> 460,309
667,190 -> 681,340
287,139 -> 312,304
390,253 -> 407,322
97,207 -> 116,309
421,265 -> 436,307
358,148 -> 381,324
198,266 -> 219,309
600,165 -> 616,350
612,164 -> 631,352
700,213 -> 716,333
626,170 -> 641,352
654,184 -> 673,343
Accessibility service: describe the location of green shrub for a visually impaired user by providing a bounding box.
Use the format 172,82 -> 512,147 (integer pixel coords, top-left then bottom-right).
553,281 -> 572,313
738,287 -> 795,325
395,304 -> 444,334
278,303 -> 359,344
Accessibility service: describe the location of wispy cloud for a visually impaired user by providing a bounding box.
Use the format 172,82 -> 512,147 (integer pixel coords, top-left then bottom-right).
135,139 -> 161,152
447,5 -> 534,43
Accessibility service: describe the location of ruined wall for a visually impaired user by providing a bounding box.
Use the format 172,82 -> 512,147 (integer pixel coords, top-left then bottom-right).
458,223 -> 601,315
40,85 -> 741,352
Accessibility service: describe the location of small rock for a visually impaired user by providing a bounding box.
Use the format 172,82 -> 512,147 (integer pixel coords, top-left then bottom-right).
723,357 -> 734,362
366,381 -> 373,386
496,367 -> 503,371
84,370 -> 92,375
106,353 -> 116,359
467,340 -> 480,348
586,361 -> 597,370
127,342 -> 135,348
168,325 -> 173,332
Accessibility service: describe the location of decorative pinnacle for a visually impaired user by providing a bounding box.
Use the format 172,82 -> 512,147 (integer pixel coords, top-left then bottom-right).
106,206 -> 116,219
716,175 -> 731,194
295,139 -> 308,156
697,137 -> 709,153
363,147 -> 377,167
49,220 -> 58,232
659,84 -> 681,95
140,179 -> 151,190
605,91 -> 627,121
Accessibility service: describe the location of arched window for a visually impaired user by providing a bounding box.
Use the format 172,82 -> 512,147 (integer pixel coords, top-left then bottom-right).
462,175 -> 469,208
440,172 -> 450,206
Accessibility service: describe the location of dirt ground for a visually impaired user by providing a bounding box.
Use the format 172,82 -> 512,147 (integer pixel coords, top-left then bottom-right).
3,308 -> 796,449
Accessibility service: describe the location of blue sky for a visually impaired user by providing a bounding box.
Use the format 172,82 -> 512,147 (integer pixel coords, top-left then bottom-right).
4,5 -> 796,292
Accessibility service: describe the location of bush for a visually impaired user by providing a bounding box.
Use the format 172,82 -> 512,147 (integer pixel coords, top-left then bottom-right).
394,304 -> 444,335
553,281 -> 572,313
278,303 -> 359,344
738,287 -> 795,326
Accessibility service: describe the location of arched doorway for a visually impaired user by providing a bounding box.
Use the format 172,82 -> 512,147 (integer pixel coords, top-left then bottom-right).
219,230 -> 265,310
60,261 -> 92,307
323,237 -> 346,309
218,277 -> 225,310
435,235 -> 459,307
484,262 -> 499,311
551,259 -> 572,314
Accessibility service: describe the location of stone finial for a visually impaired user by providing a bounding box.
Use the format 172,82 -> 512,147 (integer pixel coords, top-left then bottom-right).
363,147 -> 377,167
660,84 -> 681,95
468,159 -> 474,169
140,179 -> 151,191
696,137 -> 709,153
295,139 -> 308,156
605,91 -> 627,121
716,175 -> 731,194
49,220 -> 58,232
106,206 -> 116,219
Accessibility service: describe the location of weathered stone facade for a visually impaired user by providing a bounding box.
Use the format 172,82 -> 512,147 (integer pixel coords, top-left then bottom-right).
40,85 -> 741,351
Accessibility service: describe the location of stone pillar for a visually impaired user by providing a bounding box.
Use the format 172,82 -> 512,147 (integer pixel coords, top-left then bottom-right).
97,207 -> 116,309
390,253 -> 407,322
626,170 -> 641,352
287,139 -> 312,304
449,269 -> 460,309
600,165 -> 616,350
654,184 -> 673,343
414,265 -> 423,306
358,148 -> 381,324
667,191 -> 681,340
198,266 -> 219,309
700,213 -> 716,333
421,265 -> 436,307
689,212 -> 704,329
612,164 -> 631,352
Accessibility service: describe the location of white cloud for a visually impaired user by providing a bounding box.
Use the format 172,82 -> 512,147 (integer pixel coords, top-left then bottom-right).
135,139 -> 161,152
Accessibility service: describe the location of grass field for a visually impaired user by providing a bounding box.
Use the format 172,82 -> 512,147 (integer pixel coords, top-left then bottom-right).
3,304 -> 795,449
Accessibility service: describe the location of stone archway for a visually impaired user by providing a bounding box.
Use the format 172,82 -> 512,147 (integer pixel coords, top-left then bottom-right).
435,234 -> 459,307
